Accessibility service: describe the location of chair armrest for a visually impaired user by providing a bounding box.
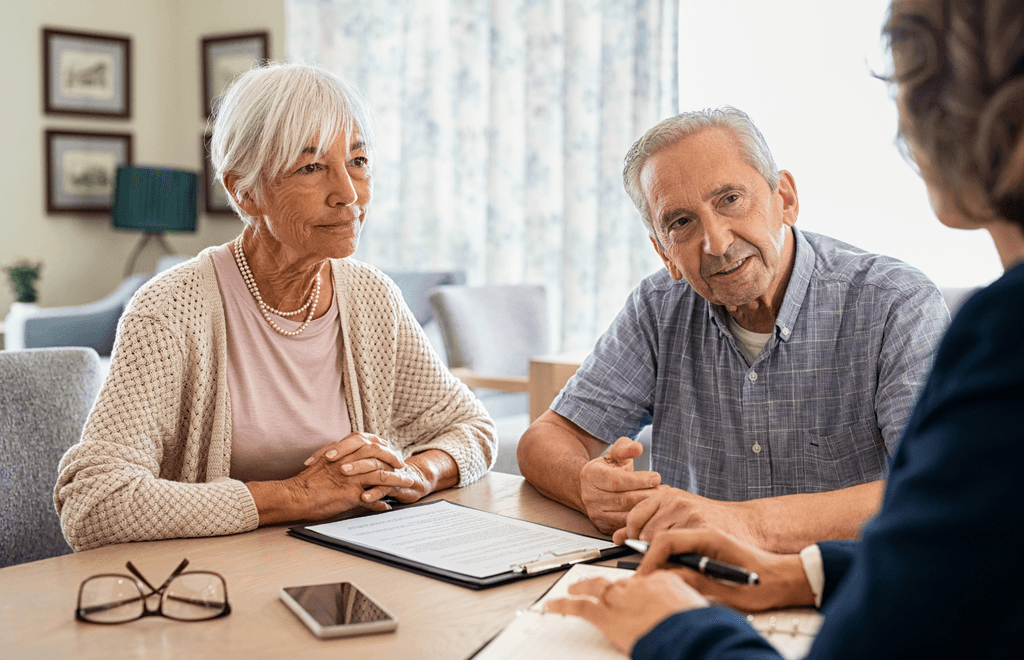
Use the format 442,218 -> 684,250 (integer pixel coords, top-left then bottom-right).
449,367 -> 530,392
18,273 -> 151,355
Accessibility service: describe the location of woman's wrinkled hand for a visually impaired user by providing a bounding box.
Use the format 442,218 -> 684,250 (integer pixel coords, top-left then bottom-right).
268,432 -> 411,520
304,432 -> 404,475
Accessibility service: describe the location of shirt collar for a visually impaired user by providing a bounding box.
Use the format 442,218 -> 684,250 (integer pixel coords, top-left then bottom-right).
774,227 -> 813,342
706,226 -> 814,343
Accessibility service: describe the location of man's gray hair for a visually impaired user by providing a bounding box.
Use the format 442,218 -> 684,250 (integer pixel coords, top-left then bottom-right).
210,61 -> 375,222
622,107 -> 780,244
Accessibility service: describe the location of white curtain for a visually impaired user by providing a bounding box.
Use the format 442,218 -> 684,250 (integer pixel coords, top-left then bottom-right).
285,0 -> 677,350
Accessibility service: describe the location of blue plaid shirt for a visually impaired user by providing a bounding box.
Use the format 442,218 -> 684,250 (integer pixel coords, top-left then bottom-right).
552,229 -> 949,501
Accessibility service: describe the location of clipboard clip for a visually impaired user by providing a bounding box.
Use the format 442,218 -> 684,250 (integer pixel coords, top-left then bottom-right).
511,547 -> 602,574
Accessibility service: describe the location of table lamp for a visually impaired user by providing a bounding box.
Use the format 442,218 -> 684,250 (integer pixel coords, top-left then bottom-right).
112,165 -> 198,276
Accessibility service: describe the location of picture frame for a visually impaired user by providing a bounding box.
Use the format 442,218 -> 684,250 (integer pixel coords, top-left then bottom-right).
201,31 -> 269,118
42,27 -> 131,119
45,130 -> 133,214
202,133 -> 235,215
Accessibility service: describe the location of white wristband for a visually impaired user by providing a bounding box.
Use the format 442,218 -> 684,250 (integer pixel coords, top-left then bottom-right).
799,544 -> 825,609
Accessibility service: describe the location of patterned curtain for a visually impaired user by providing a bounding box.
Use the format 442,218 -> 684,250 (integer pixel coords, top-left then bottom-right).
285,0 -> 677,351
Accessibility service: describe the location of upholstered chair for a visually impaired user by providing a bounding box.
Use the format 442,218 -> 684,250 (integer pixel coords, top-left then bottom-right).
0,347 -> 101,567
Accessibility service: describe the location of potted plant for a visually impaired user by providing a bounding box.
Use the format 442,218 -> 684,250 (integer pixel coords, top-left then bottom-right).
3,259 -> 43,350
3,259 -> 43,303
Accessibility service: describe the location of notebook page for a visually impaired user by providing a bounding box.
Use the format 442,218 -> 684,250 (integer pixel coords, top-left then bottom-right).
474,563 -> 821,660
474,564 -> 632,660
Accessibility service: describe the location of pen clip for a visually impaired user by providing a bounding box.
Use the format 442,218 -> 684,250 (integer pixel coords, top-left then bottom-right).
624,539 -> 649,554
511,547 -> 602,574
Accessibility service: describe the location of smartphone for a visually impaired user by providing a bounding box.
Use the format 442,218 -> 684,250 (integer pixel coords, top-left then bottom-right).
279,582 -> 398,638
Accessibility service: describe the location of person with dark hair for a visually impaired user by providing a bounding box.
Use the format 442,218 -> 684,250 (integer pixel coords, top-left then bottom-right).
56,63 -> 496,551
546,1 -> 1024,657
518,105 -> 949,553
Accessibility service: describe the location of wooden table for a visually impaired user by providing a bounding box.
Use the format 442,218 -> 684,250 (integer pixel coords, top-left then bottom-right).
0,473 -> 610,660
0,472 -> 821,659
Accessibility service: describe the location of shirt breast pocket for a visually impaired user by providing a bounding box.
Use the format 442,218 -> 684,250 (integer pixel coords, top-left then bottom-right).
801,423 -> 887,493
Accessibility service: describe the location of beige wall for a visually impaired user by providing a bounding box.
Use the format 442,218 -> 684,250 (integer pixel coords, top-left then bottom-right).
0,0 -> 285,317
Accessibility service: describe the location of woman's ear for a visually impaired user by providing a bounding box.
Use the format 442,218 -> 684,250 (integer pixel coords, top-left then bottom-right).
223,173 -> 261,217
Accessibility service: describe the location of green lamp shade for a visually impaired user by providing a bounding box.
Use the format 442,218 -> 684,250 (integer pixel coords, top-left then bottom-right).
112,165 -> 198,232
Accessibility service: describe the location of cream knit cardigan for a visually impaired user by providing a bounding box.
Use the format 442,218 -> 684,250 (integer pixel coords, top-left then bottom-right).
55,248 -> 497,551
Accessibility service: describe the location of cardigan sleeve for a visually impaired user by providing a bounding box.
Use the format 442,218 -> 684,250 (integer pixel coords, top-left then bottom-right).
55,298 -> 259,551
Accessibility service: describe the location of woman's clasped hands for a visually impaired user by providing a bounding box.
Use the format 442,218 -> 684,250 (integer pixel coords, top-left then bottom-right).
294,432 -> 422,518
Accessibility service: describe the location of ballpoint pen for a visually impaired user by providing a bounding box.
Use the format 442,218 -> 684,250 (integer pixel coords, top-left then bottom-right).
624,539 -> 760,585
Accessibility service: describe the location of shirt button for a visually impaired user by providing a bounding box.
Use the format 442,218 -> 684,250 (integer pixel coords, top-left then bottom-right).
752,443 -> 762,454
781,327 -> 791,337
748,371 -> 758,382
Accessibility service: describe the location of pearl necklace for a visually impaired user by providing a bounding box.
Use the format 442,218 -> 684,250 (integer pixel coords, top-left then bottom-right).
232,237 -> 321,337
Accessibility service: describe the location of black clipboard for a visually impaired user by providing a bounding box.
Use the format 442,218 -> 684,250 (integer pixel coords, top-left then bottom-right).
288,500 -> 632,590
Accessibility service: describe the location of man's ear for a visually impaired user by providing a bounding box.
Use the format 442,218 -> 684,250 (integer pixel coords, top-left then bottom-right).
777,170 -> 799,227
649,235 -> 684,280
223,173 -> 261,217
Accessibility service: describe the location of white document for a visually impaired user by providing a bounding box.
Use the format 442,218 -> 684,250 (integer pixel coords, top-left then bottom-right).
474,563 -> 633,660
305,500 -> 618,579
474,564 -> 822,660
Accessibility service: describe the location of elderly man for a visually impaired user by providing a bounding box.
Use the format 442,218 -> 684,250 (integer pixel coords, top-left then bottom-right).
517,107 -> 948,553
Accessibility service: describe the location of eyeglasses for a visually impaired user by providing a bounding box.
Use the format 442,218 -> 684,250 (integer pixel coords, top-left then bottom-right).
76,558 -> 231,624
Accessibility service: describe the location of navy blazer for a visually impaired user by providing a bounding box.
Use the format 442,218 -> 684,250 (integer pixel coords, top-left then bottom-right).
634,261 -> 1024,660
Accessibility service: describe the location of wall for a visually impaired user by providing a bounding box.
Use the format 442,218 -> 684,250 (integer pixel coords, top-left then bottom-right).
0,0 -> 285,318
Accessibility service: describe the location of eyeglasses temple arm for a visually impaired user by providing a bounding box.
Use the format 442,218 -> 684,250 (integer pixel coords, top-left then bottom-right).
126,558 -> 190,594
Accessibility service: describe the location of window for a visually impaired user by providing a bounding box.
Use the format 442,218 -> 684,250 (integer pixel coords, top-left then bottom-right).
679,0 -> 1001,288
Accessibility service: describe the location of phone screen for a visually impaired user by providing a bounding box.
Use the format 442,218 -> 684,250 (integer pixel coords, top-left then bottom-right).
282,583 -> 394,627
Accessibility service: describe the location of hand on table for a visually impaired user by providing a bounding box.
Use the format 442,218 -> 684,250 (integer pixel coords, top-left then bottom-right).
611,486 -> 764,549
545,571 -> 707,654
580,437 -> 662,534
296,432 -> 413,515
308,437 -> 460,506
633,528 -> 815,613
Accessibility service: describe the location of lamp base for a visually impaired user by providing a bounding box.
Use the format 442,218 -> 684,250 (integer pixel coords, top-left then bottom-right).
124,232 -> 174,277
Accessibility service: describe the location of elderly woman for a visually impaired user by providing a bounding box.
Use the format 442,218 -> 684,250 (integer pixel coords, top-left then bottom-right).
55,63 -> 496,551
547,0 -> 1024,658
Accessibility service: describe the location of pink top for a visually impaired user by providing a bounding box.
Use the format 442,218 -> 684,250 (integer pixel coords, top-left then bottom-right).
211,243 -> 351,482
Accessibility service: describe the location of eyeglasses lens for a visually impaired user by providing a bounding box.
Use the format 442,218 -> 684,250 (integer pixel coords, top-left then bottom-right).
79,577 -> 145,623
163,572 -> 228,620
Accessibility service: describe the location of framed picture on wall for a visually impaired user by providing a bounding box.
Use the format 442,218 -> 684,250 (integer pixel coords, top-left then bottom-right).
201,31 -> 269,118
202,133 -> 234,215
45,130 -> 132,214
42,27 -> 131,119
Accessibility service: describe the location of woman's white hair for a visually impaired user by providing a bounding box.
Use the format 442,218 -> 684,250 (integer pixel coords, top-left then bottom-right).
622,107 -> 780,245
209,61 -> 375,222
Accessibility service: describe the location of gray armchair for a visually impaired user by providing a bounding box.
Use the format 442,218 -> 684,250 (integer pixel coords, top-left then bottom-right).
6,273 -> 150,356
0,347 -> 102,566
429,284 -> 549,474
941,286 -> 980,318
3,255 -> 191,357
383,270 -> 466,365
